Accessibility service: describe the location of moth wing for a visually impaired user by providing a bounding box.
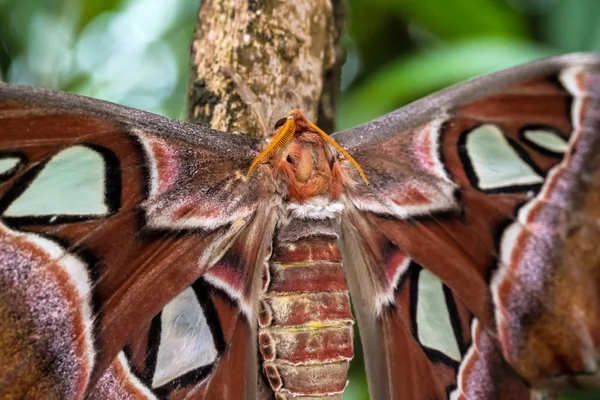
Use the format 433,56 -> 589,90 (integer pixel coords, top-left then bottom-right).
334,54 -> 600,398
0,84 -> 275,399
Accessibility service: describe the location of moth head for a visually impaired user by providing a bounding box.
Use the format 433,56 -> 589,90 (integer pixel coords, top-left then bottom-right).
247,109 -> 368,185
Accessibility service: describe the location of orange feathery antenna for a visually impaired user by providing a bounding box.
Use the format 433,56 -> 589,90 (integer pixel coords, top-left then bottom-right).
246,116 -> 296,177
246,111 -> 369,184
305,119 -> 369,185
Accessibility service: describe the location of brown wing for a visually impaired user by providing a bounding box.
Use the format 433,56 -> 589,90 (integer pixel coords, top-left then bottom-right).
0,84 -> 276,399
335,54 -> 600,399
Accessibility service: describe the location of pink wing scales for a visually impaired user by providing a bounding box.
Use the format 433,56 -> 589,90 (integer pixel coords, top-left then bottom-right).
337,56 -> 600,399
0,85 -> 276,399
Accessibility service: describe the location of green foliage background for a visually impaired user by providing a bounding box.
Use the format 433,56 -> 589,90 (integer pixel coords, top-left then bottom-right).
1,0 -> 600,398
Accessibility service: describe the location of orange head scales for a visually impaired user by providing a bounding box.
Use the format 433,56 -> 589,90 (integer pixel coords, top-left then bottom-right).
247,110 -> 368,201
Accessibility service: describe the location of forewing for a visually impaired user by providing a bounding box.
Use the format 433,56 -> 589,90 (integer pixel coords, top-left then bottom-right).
0,84 -> 276,399
336,54 -> 600,399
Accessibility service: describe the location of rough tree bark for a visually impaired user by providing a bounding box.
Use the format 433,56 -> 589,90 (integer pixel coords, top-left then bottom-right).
186,0 -> 346,138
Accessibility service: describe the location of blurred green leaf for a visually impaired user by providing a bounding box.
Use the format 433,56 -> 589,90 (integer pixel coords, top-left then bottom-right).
159,0 -> 198,119
339,37 -> 555,129
373,0 -> 527,40
346,323 -> 369,400
345,376 -> 369,400
562,389 -> 600,400
346,0 -> 412,81
78,0 -> 123,31
540,0 -> 600,53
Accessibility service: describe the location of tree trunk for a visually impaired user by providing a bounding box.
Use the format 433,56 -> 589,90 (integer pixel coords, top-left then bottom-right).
186,0 -> 345,137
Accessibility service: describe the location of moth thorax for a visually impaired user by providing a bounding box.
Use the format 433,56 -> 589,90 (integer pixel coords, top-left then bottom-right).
279,131 -> 343,201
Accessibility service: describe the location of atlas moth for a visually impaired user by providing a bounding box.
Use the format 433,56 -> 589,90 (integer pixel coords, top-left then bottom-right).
0,10 -> 600,400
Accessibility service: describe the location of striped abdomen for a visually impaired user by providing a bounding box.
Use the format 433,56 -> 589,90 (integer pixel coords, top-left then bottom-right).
258,208 -> 353,399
